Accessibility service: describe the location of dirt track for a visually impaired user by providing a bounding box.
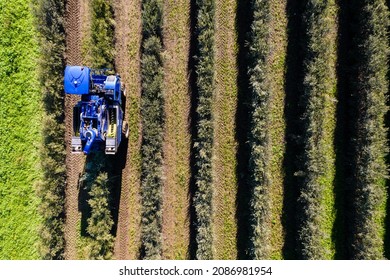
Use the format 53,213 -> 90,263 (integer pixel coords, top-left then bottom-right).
112,0 -> 132,260
64,0 -> 85,259
161,0 -> 191,259
267,0 -> 287,259
213,0 -> 239,259
112,0 -> 142,260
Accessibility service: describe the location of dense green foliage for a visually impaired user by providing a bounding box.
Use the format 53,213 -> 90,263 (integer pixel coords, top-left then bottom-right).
91,0 -> 116,69
79,0 -> 116,259
80,158 -> 115,260
33,0 -> 67,260
0,0 -> 43,259
86,172 -> 114,259
247,0 -> 272,259
140,0 -> 164,259
80,156 -> 114,260
192,0 -> 216,259
348,0 -> 389,259
296,0 -> 337,259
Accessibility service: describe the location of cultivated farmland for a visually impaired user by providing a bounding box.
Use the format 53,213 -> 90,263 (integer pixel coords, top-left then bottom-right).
0,0 -> 389,260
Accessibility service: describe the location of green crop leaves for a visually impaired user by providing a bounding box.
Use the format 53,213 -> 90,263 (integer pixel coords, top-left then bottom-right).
86,171 -> 114,260
296,0 -> 337,259
142,0 -> 163,38
78,154 -> 114,260
247,0 -> 272,260
91,0 -> 116,69
0,0 -> 43,259
140,0 -> 164,259
192,0 -> 216,260
33,0 -> 67,260
349,0 -> 389,259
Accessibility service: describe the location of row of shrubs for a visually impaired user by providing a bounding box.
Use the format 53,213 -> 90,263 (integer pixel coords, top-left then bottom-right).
90,0 -> 116,69
34,0 -> 67,260
192,0 -> 216,260
296,0 -> 337,259
81,0 -> 116,259
348,0 -> 389,259
246,0 -> 272,260
80,154 -> 114,259
140,0 -> 164,259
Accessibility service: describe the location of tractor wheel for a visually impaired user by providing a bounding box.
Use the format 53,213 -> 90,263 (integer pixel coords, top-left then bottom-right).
122,121 -> 129,139
122,85 -> 126,97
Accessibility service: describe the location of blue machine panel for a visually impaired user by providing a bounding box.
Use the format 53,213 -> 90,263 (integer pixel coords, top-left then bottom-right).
64,66 -> 91,94
104,76 -> 116,90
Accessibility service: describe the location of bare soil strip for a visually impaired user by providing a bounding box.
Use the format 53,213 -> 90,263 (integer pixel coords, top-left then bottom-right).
112,0 -> 131,260
80,0 -> 92,66
112,0 -> 143,259
64,0 -> 85,259
213,0 -> 239,259
113,0 -> 142,259
268,0 -> 287,259
161,0 -> 191,260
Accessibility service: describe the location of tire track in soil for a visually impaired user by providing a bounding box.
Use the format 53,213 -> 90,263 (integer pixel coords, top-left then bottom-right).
161,0 -> 191,259
113,0 -> 142,259
213,0 -> 238,259
64,0 -> 85,260
268,0 -> 287,259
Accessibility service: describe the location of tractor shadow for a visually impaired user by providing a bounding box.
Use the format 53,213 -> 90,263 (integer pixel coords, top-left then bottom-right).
78,153 -> 101,237
78,95 -> 128,240
107,137 -> 128,237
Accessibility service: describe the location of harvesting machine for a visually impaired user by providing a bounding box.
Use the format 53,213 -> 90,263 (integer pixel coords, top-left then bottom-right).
64,65 -> 128,155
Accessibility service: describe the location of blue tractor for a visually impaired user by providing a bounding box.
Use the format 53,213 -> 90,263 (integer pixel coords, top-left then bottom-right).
64,66 -> 128,155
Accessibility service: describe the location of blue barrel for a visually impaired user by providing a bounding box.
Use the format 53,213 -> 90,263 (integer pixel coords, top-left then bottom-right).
64,66 -> 91,94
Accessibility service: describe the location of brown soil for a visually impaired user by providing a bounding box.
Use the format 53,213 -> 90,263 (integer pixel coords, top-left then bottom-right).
113,0 -> 142,259
213,0 -> 239,259
268,0 -> 288,259
161,0 -> 191,259
64,0 -> 85,259
80,0 -> 92,66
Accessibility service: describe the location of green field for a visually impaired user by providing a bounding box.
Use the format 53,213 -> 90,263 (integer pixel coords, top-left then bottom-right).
0,0 -> 42,259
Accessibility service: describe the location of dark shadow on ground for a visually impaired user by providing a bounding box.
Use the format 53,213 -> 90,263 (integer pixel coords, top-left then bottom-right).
384,68 -> 390,259
107,136 -> 128,238
332,0 -> 353,260
282,0 -> 305,260
335,0 -> 365,259
78,158 -> 91,237
235,0 -> 252,260
187,0 -> 199,260
109,93 -> 128,238
78,153 -> 98,237
78,101 -> 128,239
384,0 -> 390,260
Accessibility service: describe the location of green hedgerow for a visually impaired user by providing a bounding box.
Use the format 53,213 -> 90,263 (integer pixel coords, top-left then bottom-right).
192,0 -> 216,260
34,0 -> 67,260
349,0 -> 389,260
247,0 -> 272,260
296,0 -> 337,259
140,0 -> 164,259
